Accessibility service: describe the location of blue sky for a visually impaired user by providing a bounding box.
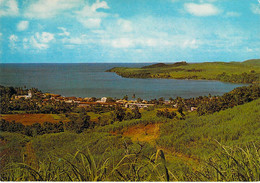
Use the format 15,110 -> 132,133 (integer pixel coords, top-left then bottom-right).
0,0 -> 260,63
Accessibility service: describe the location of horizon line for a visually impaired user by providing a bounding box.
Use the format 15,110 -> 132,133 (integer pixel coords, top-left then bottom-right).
0,58 -> 258,64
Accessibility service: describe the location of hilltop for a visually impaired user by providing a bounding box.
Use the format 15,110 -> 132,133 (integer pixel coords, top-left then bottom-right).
107,59 -> 260,83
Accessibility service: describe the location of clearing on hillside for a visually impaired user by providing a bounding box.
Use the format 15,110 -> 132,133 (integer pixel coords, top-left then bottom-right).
122,123 -> 161,143
0,114 -> 69,125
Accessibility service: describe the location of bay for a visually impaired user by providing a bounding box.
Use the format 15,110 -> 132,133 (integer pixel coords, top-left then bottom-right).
0,63 -> 247,100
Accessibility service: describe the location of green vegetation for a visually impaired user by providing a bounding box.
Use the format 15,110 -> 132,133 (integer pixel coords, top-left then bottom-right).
0,85 -> 77,114
157,98 -> 260,157
196,84 -> 260,115
107,59 -> 260,83
1,83 -> 260,181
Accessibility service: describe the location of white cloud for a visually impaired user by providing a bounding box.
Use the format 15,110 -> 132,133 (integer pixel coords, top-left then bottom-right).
78,18 -> 102,29
246,47 -> 253,52
24,0 -> 83,19
110,37 -> 169,49
199,0 -> 217,3
251,4 -> 260,15
184,3 -> 220,16
0,0 -> 19,17
117,19 -> 133,32
225,12 -> 241,17
76,0 -> 109,28
9,34 -> 18,49
23,38 -> 29,49
61,34 -> 90,45
63,37 -> 85,45
58,27 -> 70,36
9,34 -> 18,41
28,32 -> 55,49
111,38 -> 134,48
17,20 -> 29,31
182,39 -> 199,49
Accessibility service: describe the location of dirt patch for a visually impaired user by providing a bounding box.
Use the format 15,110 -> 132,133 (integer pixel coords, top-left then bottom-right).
157,146 -> 199,165
24,142 -> 38,168
122,123 -> 161,143
0,114 -> 69,125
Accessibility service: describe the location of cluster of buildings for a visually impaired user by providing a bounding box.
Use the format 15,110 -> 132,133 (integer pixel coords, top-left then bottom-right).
13,91 -> 155,109
13,90 -> 198,111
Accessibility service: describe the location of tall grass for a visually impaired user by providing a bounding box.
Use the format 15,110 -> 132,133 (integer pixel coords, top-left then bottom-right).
1,142 -> 259,181
0,148 -> 176,181
192,142 -> 260,181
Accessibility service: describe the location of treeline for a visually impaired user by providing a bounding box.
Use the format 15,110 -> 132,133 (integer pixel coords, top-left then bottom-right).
197,84 -> 260,115
6,100 -> 75,114
0,112 -> 93,136
0,85 -> 76,114
0,120 -> 64,136
115,71 -> 151,79
156,108 -> 185,119
111,71 -> 259,83
0,86 -> 39,113
216,72 -> 259,83
98,106 -> 142,126
166,84 -> 259,116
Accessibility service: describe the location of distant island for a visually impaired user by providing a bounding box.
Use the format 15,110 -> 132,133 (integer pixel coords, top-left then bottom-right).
107,59 -> 260,84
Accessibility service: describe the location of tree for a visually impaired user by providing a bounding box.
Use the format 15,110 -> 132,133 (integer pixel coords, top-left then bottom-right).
106,97 -> 115,103
124,112 -> 133,120
132,94 -> 136,99
31,123 -> 43,136
158,97 -> 165,104
137,98 -> 142,103
169,97 -> 174,103
132,105 -> 141,119
123,95 -> 128,101
66,113 -> 91,133
111,106 -> 126,121
177,106 -> 185,117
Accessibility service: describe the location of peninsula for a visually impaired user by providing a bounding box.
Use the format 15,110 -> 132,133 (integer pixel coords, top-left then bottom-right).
107,59 -> 260,84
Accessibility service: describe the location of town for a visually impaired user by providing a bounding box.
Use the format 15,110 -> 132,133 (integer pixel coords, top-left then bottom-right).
12,88 -> 199,111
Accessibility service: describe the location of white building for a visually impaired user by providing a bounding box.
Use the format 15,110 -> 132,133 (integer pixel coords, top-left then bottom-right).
101,97 -> 107,103
15,90 -> 33,100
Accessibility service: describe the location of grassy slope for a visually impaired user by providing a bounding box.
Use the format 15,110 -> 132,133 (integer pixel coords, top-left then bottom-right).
108,59 -> 260,82
2,98 -> 259,162
1,99 -> 259,181
157,98 -> 260,159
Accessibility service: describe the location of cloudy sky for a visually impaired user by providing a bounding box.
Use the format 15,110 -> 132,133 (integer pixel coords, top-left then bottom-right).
0,0 -> 260,63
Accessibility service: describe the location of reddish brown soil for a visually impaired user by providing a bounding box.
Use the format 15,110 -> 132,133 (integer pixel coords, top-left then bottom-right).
24,142 -> 38,168
122,123 -> 161,143
0,114 -> 69,125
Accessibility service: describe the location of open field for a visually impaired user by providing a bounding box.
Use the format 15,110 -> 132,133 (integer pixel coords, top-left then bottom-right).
107,59 -> 260,83
0,114 -> 69,125
121,123 -> 160,143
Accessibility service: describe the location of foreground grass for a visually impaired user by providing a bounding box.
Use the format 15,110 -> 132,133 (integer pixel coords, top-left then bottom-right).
1,142 -> 259,181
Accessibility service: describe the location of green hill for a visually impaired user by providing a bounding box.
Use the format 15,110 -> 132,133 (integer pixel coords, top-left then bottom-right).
157,98 -> 260,158
107,59 -> 260,83
243,59 -> 260,66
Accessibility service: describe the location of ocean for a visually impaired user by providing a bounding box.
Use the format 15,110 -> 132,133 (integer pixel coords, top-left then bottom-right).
0,63 -> 247,100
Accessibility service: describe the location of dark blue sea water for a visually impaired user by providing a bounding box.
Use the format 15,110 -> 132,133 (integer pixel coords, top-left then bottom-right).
0,63 -> 247,100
